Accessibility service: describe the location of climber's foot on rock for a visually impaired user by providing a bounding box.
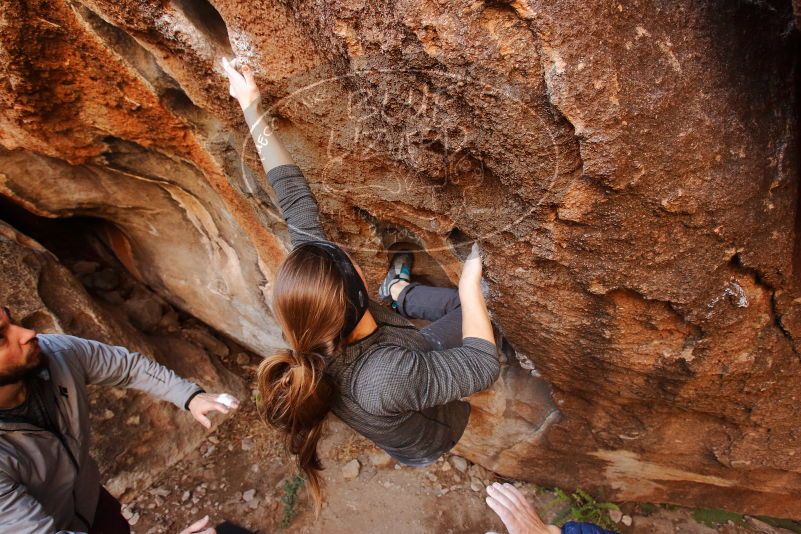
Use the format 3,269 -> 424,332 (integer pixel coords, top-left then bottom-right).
379,252 -> 413,307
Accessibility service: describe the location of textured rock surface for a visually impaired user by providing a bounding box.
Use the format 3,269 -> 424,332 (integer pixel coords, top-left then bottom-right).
1,0 -> 800,517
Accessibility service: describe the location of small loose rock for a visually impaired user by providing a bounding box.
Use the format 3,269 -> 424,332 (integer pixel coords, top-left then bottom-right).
368,449 -> 392,467
450,456 -> 468,473
342,459 -> 361,480
149,487 -> 170,498
468,464 -> 487,480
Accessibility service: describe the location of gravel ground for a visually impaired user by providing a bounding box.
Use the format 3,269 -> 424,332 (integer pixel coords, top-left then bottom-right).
123,378 -> 800,534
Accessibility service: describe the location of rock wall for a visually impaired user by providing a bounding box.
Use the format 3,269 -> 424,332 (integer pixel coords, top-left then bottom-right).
1,0 -> 800,517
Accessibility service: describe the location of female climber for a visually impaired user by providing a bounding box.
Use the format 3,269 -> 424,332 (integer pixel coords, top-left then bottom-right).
222,57 -> 500,512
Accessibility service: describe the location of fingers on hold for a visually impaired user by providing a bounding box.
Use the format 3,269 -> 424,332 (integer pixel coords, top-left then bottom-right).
221,57 -> 235,73
467,241 -> 483,260
221,60 -> 244,82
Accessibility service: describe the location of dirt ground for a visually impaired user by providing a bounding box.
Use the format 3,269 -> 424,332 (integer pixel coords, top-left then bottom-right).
123,367 -> 801,534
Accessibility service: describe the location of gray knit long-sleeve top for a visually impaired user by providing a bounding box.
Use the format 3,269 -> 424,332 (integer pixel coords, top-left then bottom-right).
249,112 -> 500,464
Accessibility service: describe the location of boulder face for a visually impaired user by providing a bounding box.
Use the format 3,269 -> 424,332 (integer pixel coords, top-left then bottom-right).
1,0 -> 799,517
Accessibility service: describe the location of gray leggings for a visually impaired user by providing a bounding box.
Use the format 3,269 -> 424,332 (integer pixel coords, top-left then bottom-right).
395,283 -> 462,350
394,282 -> 464,467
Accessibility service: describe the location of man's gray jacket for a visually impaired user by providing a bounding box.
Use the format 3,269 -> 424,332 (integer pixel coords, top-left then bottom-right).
0,334 -> 202,533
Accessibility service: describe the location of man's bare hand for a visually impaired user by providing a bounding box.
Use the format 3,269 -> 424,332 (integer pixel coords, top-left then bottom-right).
485,483 -> 560,534
179,515 -> 216,534
188,393 -> 239,429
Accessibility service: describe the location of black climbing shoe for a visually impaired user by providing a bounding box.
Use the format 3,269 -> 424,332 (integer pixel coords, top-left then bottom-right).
379,252 -> 414,304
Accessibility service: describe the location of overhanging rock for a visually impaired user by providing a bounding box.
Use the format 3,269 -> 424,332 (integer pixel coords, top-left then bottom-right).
1,0 -> 800,517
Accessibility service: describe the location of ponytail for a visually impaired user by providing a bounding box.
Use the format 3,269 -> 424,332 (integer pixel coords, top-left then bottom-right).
256,246 -> 347,514
257,348 -> 335,513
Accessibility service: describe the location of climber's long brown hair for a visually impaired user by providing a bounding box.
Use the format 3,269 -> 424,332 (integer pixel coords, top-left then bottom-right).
256,245 -> 346,514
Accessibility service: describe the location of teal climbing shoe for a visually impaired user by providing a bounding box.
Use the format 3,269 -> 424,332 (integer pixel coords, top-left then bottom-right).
378,252 -> 413,304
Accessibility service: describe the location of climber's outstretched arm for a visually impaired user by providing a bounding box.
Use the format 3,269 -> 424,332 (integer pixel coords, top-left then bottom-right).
222,57 -> 327,246
222,57 -> 293,172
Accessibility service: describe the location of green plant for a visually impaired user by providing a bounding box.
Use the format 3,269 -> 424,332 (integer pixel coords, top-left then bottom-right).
551,487 -> 620,530
691,508 -> 744,527
278,473 -> 305,529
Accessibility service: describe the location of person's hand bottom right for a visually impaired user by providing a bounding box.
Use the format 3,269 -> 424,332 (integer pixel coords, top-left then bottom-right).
179,515 -> 216,534
485,483 -> 561,534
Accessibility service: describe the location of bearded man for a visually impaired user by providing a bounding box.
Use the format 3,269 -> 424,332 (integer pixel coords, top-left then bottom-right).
0,306 -> 239,533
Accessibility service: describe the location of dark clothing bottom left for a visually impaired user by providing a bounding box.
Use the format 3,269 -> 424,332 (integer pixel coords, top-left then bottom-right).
89,486 -> 130,534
